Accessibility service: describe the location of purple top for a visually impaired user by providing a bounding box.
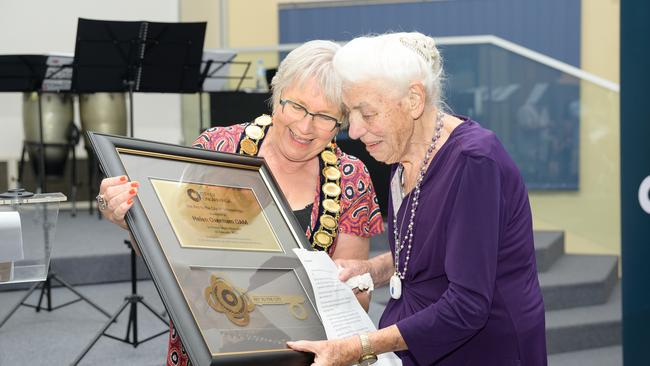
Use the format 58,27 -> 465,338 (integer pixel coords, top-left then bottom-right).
379,119 -> 547,365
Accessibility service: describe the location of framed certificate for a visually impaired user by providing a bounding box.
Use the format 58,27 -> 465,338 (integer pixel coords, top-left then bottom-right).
87,132 -> 326,366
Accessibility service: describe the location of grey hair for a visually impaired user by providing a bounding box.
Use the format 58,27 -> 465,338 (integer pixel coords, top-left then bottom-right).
270,40 -> 344,117
333,32 -> 445,107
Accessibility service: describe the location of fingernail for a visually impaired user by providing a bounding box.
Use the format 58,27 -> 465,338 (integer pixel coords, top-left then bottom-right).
127,198 -> 133,204
129,189 -> 136,195
120,176 -> 127,182
131,182 -> 139,187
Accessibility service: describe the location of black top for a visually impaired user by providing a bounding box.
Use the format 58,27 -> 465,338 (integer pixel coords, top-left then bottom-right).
292,203 -> 313,236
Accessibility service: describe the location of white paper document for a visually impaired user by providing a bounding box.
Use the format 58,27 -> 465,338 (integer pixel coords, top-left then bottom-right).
294,249 -> 402,366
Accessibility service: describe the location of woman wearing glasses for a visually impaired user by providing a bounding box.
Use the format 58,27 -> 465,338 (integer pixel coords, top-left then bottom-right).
97,40 -> 384,366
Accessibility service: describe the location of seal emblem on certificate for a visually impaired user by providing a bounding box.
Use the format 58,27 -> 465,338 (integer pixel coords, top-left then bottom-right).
150,179 -> 283,252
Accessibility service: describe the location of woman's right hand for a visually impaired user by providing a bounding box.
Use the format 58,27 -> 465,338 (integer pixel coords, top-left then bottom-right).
335,258 -> 372,282
98,175 -> 139,230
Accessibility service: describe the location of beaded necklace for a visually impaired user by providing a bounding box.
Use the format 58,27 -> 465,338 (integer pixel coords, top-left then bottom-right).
237,115 -> 342,252
390,111 -> 444,300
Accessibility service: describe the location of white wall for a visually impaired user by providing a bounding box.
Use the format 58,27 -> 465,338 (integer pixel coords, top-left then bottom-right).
0,0 -> 182,167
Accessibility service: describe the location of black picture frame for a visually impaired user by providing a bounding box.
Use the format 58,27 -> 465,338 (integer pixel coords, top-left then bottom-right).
87,132 -> 325,366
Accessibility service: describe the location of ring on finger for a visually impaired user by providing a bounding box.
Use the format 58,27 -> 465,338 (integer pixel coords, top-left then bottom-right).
96,194 -> 108,211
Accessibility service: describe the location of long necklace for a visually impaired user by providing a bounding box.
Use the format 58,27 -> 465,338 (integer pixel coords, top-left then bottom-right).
238,115 -> 342,252
390,111 -> 444,300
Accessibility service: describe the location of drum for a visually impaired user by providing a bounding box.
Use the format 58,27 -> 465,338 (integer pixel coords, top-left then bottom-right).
22,92 -> 74,176
79,92 -> 127,147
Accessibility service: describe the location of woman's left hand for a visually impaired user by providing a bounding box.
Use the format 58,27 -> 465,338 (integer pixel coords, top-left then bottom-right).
287,337 -> 360,366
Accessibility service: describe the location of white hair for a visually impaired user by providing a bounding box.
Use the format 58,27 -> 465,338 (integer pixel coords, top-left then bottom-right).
333,32 -> 444,106
270,40 -> 343,115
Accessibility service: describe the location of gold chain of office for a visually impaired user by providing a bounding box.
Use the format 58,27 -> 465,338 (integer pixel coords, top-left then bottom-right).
237,115 -> 342,252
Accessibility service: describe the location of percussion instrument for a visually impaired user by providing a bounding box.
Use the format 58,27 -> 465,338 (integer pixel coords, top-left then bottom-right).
79,92 -> 127,147
22,92 -> 74,176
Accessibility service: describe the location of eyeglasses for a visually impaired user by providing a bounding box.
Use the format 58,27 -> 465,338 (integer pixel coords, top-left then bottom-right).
279,98 -> 341,132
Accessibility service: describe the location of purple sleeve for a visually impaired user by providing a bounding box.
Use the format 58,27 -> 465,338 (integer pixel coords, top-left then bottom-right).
396,155 -> 502,365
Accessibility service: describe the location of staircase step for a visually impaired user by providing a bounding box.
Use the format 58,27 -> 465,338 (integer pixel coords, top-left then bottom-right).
369,283 -> 622,356
548,346 -> 621,366
545,282 -> 621,354
371,239 -> 617,311
534,231 -> 564,272
539,254 -> 618,310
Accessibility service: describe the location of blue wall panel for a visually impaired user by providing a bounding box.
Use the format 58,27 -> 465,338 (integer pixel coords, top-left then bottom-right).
621,0 -> 650,362
279,0 -> 583,191
279,0 -> 581,66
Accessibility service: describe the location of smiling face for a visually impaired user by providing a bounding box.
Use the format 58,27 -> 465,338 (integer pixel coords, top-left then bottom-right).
268,77 -> 341,163
343,81 -> 414,164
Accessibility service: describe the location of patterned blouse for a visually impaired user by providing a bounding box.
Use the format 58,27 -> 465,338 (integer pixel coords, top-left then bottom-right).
166,123 -> 384,366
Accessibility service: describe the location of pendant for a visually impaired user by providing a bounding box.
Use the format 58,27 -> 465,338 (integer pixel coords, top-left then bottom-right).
389,273 -> 402,299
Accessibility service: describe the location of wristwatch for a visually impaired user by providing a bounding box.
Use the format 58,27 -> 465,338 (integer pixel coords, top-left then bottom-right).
358,333 -> 378,366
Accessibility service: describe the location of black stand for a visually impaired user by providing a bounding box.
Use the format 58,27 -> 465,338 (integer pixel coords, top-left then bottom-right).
197,51 -> 252,133
69,18 -> 206,363
0,55 -> 110,326
0,270 -> 111,329
71,240 -> 168,366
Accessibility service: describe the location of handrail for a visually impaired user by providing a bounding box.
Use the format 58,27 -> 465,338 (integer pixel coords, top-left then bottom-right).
216,34 -> 619,93
435,35 -> 619,92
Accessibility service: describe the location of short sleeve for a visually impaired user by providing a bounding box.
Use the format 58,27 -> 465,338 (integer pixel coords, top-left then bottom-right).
191,125 -> 243,153
337,156 -> 384,238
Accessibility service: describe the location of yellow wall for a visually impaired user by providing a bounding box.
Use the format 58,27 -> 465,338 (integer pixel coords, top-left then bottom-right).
531,0 -> 620,257
179,0 -> 281,143
228,0 -> 279,47
581,0 -> 620,83
529,83 -> 620,256
180,0 -> 222,48
226,0 -> 280,90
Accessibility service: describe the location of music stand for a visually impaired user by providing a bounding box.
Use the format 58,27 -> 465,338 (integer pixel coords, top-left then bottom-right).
197,50 -> 253,133
69,18 -> 206,364
71,18 -> 206,135
0,55 -> 110,328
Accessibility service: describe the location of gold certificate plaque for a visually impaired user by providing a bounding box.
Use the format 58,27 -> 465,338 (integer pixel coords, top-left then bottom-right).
86,132 -> 325,366
151,179 -> 282,252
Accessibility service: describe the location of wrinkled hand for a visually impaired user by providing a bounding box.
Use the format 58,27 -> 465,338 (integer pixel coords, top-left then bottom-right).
335,258 -> 371,283
287,337 -> 360,366
98,175 -> 139,230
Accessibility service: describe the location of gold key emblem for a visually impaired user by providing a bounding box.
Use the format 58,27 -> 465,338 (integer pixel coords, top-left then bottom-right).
205,275 -> 309,326
246,294 -> 308,320
205,275 -> 255,326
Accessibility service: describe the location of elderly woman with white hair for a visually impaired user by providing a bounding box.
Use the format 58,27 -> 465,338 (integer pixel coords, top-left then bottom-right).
97,40 -> 384,366
288,32 -> 546,366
